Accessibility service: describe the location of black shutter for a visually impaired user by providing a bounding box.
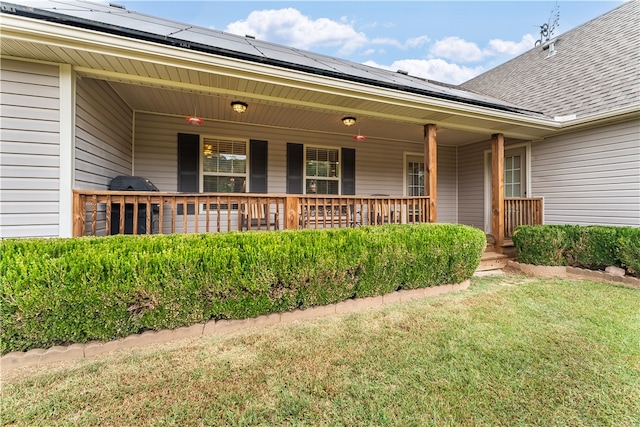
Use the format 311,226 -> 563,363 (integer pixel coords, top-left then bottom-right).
286,143 -> 304,194
177,133 -> 199,214
249,140 -> 268,193
341,147 -> 356,195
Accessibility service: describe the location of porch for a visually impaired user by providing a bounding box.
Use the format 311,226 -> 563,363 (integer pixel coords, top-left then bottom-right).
73,191 -> 542,239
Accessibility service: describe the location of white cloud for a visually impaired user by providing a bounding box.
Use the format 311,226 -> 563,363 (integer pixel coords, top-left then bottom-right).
225,8 -> 368,54
370,37 -> 405,50
488,34 -> 537,55
429,33 -> 537,64
363,59 -> 485,85
406,35 -> 430,48
430,36 -> 486,63
224,8 -> 430,56
222,7 -> 535,85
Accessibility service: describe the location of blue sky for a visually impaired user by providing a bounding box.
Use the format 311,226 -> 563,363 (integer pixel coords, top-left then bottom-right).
117,1 -> 622,84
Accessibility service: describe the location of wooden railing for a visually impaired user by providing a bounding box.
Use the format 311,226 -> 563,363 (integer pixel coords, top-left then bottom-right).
504,197 -> 543,238
72,191 -> 430,237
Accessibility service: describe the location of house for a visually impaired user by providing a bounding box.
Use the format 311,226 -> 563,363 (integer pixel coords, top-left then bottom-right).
1,0 -> 638,250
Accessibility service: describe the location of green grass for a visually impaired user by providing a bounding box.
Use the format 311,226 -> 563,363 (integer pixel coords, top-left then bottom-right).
2,275 -> 639,426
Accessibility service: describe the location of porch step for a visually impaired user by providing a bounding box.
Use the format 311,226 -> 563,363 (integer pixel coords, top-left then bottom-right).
476,251 -> 509,272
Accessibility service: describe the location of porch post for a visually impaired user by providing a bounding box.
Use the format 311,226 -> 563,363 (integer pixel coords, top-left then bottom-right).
424,124 -> 437,223
284,196 -> 300,230
491,133 -> 505,251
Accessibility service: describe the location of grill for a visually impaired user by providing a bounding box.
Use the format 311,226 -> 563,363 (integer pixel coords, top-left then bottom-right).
109,176 -> 159,235
109,175 -> 159,192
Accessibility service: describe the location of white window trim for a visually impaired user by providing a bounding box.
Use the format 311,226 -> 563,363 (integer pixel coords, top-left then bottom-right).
403,151 -> 424,197
303,144 -> 341,195
59,64 -> 75,237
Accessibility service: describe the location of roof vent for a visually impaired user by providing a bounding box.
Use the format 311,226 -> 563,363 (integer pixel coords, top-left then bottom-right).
542,38 -> 557,58
396,69 -> 409,75
245,34 -> 256,39
109,3 -> 126,9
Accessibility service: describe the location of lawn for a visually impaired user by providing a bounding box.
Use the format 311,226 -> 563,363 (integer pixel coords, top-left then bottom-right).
2,274 -> 639,426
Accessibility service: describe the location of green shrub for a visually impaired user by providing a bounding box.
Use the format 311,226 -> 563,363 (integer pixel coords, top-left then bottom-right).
513,225 -> 640,274
512,225 -> 575,265
0,224 -> 485,353
617,228 -> 640,275
569,226 -> 620,270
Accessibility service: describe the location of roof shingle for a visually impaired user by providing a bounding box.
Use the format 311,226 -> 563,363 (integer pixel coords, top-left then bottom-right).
460,0 -> 640,118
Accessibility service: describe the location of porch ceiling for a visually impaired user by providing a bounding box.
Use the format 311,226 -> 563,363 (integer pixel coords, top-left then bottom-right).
106,80 -> 489,146
1,15 -> 561,145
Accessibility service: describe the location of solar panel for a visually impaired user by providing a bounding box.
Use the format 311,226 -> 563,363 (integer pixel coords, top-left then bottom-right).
3,0 -> 537,114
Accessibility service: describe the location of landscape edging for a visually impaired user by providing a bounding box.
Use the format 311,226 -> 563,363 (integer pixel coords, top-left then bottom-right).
507,260 -> 640,288
1,280 -> 470,372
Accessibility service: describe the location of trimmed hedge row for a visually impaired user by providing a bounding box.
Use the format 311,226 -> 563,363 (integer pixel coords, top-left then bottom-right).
0,224 -> 486,354
512,225 -> 640,274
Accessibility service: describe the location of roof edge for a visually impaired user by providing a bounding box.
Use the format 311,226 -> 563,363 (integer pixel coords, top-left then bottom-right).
0,1 -> 544,117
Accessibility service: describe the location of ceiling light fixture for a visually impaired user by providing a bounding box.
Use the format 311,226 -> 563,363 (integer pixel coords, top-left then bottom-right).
231,101 -> 248,113
341,116 -> 356,126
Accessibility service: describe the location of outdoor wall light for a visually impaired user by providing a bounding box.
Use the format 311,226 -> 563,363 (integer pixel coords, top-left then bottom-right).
231,101 -> 248,113
341,116 -> 356,126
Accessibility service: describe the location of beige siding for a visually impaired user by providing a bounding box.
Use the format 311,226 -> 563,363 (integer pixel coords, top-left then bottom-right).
531,120 -> 640,226
75,78 -> 133,189
0,59 -> 60,238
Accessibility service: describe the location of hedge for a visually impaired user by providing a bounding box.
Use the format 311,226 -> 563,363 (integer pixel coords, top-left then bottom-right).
512,225 -> 640,274
0,224 -> 485,354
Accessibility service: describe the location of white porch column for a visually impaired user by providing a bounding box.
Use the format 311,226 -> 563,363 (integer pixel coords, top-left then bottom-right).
59,64 -> 75,237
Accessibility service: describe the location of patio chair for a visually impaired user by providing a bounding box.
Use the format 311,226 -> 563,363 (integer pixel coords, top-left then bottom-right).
241,201 -> 279,231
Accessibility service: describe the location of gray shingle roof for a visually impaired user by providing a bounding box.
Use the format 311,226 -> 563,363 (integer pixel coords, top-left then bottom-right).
461,0 -> 640,118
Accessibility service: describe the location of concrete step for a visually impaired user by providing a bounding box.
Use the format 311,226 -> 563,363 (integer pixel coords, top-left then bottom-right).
477,251 -> 509,271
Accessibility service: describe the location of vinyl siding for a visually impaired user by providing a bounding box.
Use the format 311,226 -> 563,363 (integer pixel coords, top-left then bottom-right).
133,112 -> 458,226
0,59 -> 60,238
74,78 -> 133,236
437,146 -> 457,223
75,78 -> 133,189
457,140 -> 490,230
531,120 -> 640,226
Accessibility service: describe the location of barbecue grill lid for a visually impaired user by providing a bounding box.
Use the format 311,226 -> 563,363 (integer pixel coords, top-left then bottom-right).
109,176 -> 159,191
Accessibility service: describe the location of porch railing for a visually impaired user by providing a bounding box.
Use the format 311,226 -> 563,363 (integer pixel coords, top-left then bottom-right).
72,190 -> 430,237
504,197 -> 543,238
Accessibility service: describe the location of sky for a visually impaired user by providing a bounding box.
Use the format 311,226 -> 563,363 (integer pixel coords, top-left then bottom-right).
116,1 -> 623,85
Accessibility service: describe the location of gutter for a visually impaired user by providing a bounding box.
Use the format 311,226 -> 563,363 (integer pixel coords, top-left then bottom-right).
0,1 -> 544,117
554,104 -> 640,129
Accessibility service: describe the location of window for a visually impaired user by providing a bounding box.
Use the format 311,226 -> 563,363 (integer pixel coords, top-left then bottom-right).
305,147 -> 339,194
504,154 -> 522,197
406,155 -> 424,196
202,137 -> 247,193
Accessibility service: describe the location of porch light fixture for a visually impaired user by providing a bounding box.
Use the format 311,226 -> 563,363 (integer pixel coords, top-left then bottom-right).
342,116 -> 356,126
231,101 -> 248,113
